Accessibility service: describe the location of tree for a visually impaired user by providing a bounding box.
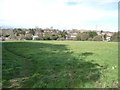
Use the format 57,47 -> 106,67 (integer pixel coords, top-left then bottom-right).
50,34 -> 58,40
110,32 -> 120,42
9,30 -> 17,39
76,33 -> 82,40
88,31 -> 97,38
37,33 -> 43,40
19,34 -> 25,40
29,29 -> 35,35
25,34 -> 33,40
100,30 -> 103,34
58,30 -> 67,39
103,34 -> 107,41
13,28 -> 25,35
43,32 -> 51,40
2,30 -> 11,37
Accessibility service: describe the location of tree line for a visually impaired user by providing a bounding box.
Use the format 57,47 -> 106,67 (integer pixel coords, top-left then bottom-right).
0,28 -> 120,42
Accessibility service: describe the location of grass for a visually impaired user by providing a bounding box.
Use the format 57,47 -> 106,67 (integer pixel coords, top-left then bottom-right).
2,41 -> 118,88
0,42 -> 2,89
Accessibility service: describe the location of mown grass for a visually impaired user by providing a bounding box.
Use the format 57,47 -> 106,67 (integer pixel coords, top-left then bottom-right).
0,42 -> 2,89
2,41 -> 118,88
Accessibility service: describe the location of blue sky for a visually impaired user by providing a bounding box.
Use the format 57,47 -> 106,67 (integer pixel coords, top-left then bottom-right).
0,0 -> 118,31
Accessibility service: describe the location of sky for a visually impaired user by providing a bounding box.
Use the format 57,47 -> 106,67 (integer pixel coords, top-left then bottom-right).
0,0 -> 119,32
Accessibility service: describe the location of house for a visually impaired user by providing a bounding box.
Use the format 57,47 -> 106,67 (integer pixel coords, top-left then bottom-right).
66,29 -> 78,40
32,35 -> 39,40
0,36 -> 11,41
106,37 -> 111,41
105,32 -> 113,41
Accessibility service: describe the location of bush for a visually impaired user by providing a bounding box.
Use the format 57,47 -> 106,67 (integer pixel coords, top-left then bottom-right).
57,38 -> 65,41
25,34 -> 33,40
92,35 -> 103,41
34,37 -> 43,40
76,33 -> 89,41
80,33 -> 89,41
50,34 -> 58,40
88,38 -> 93,41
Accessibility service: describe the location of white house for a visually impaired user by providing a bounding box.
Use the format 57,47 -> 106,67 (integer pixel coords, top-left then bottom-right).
32,35 -> 39,40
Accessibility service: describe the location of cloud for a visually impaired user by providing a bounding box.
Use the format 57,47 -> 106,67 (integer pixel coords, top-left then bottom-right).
0,0 -> 118,31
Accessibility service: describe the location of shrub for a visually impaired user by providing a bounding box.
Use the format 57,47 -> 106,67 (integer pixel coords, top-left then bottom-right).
25,34 -> 33,40
80,33 -> 89,41
57,38 -> 65,41
92,35 -> 103,41
35,37 -> 43,40
88,38 -> 93,41
76,32 -> 89,41
50,34 -> 58,40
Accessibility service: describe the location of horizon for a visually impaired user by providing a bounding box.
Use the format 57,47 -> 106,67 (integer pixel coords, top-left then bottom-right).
0,27 -> 117,32
0,0 -> 118,32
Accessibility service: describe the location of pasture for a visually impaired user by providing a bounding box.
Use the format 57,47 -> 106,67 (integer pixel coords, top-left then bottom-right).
2,41 -> 118,88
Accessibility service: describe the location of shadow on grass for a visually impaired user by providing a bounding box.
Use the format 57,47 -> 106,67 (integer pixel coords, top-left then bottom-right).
2,41 -> 104,88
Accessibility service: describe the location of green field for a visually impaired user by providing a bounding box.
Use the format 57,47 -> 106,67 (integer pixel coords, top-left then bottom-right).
2,41 -> 118,88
